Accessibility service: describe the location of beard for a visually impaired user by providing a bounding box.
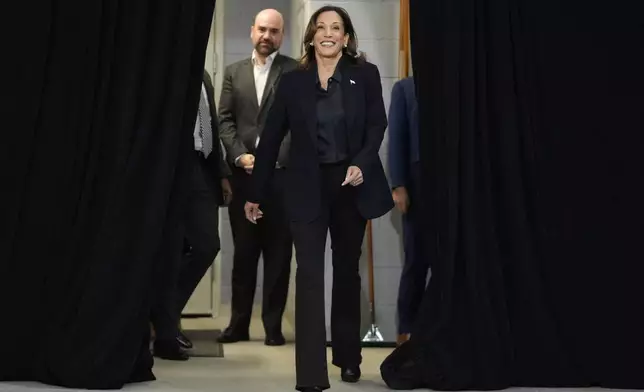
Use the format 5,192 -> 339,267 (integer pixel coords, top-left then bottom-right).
255,41 -> 277,56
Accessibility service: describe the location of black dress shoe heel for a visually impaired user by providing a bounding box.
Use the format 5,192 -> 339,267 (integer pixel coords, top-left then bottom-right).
153,340 -> 189,361
177,331 -> 193,349
216,328 -> 250,343
264,333 -> 286,346
341,367 -> 361,383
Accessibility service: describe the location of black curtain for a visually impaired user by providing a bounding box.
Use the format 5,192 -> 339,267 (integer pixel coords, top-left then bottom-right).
0,0 -> 214,388
382,0 -> 644,389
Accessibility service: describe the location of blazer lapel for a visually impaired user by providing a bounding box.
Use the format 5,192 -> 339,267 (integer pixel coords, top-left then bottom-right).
302,67 -> 319,145
340,62 -> 357,143
243,59 -> 259,110
258,57 -> 282,112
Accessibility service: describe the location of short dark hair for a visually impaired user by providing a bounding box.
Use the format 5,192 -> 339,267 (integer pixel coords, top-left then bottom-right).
299,5 -> 365,69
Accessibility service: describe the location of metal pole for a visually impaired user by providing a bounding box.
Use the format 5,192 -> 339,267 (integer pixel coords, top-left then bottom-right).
362,220 -> 385,343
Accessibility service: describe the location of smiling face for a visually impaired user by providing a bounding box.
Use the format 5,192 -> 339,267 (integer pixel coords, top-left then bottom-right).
312,11 -> 349,60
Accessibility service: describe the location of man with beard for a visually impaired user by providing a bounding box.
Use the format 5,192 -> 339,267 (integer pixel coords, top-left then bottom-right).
218,8 -> 297,346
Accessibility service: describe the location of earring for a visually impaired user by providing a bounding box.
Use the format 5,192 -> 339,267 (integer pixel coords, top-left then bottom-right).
344,43 -> 348,48
309,42 -> 314,46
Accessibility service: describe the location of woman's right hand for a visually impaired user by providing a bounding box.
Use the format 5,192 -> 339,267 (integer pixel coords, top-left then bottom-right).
244,202 -> 263,224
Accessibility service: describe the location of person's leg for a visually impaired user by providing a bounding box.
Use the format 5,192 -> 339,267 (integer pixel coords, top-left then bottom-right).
396,211 -> 421,335
175,160 -> 221,314
149,213 -> 187,360
150,225 -> 184,342
259,169 -> 293,342
396,162 -> 429,338
328,177 -> 366,376
291,213 -> 331,391
221,168 -> 261,341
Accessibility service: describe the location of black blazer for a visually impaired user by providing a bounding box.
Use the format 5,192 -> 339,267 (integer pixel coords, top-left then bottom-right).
249,58 -> 394,222
201,70 -> 230,206
218,54 -> 298,167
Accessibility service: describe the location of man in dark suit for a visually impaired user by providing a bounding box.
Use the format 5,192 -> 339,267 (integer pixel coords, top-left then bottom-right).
151,70 -> 232,361
217,8 -> 297,346
387,76 -> 428,346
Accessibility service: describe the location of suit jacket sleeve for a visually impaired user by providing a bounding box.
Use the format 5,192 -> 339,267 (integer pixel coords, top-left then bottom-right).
387,80 -> 409,188
206,119 -> 231,178
248,75 -> 290,204
350,64 -> 388,178
217,140 -> 231,177
218,64 -> 249,162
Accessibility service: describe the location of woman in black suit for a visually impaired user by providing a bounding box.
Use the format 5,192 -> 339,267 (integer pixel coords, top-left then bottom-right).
244,5 -> 393,391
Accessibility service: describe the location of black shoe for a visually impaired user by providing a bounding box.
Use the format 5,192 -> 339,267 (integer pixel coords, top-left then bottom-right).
340,367 -> 361,383
299,388 -> 325,392
217,327 -> 250,343
176,330 -> 193,349
153,340 -> 189,361
264,333 -> 286,346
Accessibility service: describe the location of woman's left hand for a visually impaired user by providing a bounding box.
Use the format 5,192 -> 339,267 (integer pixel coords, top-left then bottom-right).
342,165 -> 363,186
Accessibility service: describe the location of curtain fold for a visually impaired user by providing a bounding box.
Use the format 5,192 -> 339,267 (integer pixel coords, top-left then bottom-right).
382,0 -> 644,389
0,0 -> 215,388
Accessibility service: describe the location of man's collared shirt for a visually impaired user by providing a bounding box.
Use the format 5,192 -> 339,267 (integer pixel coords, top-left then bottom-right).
252,50 -> 278,106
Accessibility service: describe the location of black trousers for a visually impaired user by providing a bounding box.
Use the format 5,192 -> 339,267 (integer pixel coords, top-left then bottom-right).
396,162 -> 430,334
227,167 -> 292,336
291,163 -> 367,390
151,152 -> 221,341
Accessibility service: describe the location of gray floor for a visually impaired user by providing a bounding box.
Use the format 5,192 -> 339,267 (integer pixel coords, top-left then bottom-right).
1,314 -> 639,392
3,344 -> 640,392
0,312 -> 391,392
0,344 -> 392,392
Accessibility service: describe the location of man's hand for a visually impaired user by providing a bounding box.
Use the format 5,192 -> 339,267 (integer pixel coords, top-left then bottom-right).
237,154 -> 255,174
392,186 -> 410,214
244,202 -> 263,224
221,178 -> 233,205
341,166 -> 364,186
